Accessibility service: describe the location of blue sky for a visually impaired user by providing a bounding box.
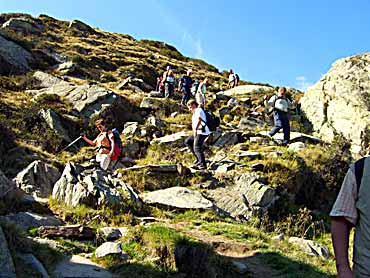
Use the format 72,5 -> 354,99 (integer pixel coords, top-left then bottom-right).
1,0 -> 370,90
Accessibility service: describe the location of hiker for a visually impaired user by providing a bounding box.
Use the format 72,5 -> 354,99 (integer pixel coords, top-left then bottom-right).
178,69 -> 193,106
195,77 -> 208,108
156,76 -> 164,96
331,156 -> 370,277
228,69 -> 239,88
163,66 -> 175,98
264,87 -> 292,145
80,119 -> 115,170
184,99 -> 210,170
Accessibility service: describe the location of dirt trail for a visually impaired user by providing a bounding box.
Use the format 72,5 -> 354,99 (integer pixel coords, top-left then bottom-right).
168,222 -> 283,278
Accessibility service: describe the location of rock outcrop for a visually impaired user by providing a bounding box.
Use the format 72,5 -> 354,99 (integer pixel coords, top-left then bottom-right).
52,162 -> 140,208
0,33 -> 34,74
2,17 -> 43,33
301,53 -> 370,154
14,160 -> 61,198
0,226 -> 16,278
1,212 -> 62,231
0,169 -> 17,199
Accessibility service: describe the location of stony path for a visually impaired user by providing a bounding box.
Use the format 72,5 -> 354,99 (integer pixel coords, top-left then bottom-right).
54,255 -> 113,278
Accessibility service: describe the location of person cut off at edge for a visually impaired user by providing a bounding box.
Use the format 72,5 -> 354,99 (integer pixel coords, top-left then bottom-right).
80,119 -> 115,170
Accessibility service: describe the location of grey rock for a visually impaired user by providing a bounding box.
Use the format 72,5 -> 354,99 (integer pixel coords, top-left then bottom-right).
125,140 -> 141,158
221,85 -> 274,97
122,122 -> 139,136
218,107 -> 230,119
17,253 -> 49,278
0,169 -> 17,199
13,160 -> 61,198
52,162 -> 140,208
0,226 -> 16,278
227,97 -> 240,108
33,71 -> 68,88
232,261 -> 248,274
56,61 -> 76,74
68,20 -> 95,33
95,242 -> 123,258
288,237 -> 330,259
272,233 -> 285,241
234,151 -> 261,160
98,227 -> 128,241
301,52 -> 370,155
2,17 -> 42,34
0,33 -> 34,74
215,162 -> 236,174
146,115 -> 165,128
151,131 -> 189,146
142,187 -> 213,209
39,109 -> 71,142
117,76 -> 152,92
249,136 -> 269,144
213,132 -> 240,147
238,117 -> 265,131
140,97 -> 166,110
251,163 -> 264,172
288,142 -> 307,152
259,131 -> 321,144
1,212 -> 62,231
148,91 -> 164,98
54,255 -> 112,278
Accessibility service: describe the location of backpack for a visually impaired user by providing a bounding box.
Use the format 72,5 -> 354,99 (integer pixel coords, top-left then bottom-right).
105,128 -> 122,161
191,82 -> 200,95
201,109 -> 220,132
354,157 -> 367,193
235,73 -> 240,83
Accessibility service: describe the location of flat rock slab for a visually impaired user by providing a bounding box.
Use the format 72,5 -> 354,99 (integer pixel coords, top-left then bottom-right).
220,85 -> 274,97
1,212 -> 62,231
259,131 -> 321,144
142,187 -> 213,209
150,131 -> 189,145
95,242 -> 122,258
54,255 -> 112,278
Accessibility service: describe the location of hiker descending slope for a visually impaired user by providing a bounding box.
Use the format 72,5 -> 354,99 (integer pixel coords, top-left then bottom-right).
264,87 -> 292,146
178,69 -> 193,106
228,69 -> 239,88
162,66 -> 175,98
185,100 -> 211,170
195,78 -> 208,108
81,119 -> 116,170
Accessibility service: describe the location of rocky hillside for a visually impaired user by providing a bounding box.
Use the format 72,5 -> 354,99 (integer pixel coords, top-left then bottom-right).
0,13 -> 357,278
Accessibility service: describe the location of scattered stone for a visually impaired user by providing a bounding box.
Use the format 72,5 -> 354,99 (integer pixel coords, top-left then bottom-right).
171,112 -> 179,117
258,131 -> 321,144
238,117 -> 265,131
234,151 -> 261,160
56,61 -> 76,74
1,212 -> 62,231
0,226 -> 16,278
213,132 -> 240,147
288,142 -> 307,152
95,242 -> 123,258
98,227 -> 128,241
142,187 -> 213,209
17,253 -> 49,278
288,237 -> 330,259
122,122 -> 139,136
54,255 -> 113,278
151,131 -> 189,146
227,97 -> 240,108
272,233 -> 285,241
215,162 -> 236,174
52,162 -> 140,208
0,33 -> 34,74
38,225 -> 95,240
232,261 -> 249,274
249,136 -> 269,144
13,160 -> 61,198
146,115 -> 165,128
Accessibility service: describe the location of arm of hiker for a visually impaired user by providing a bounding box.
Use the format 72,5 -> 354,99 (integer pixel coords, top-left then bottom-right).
331,217 -> 354,278
80,133 -> 96,146
264,95 -> 274,107
195,117 -> 202,136
108,132 -> 115,157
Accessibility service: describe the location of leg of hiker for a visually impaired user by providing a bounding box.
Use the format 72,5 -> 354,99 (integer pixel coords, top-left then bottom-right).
269,111 -> 282,136
168,83 -> 174,98
185,135 -> 198,164
165,83 -> 170,98
181,88 -> 188,105
96,153 -> 111,170
281,113 -> 290,145
194,134 -> 207,168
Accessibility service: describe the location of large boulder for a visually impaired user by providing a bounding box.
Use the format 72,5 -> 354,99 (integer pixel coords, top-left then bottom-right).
33,71 -> 68,88
39,109 -> 72,142
301,53 -> 370,154
142,187 -> 213,209
0,226 -> 16,278
29,83 -> 121,120
52,162 -> 140,208
2,17 -> 42,33
13,160 -> 61,198
0,169 -> 17,199
0,33 -> 34,74
206,173 -> 276,220
213,131 -> 240,147
1,212 -> 62,231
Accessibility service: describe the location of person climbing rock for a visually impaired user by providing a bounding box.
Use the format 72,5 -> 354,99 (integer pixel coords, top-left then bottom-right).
156,75 -> 164,96
331,156 -> 370,278
179,69 -> 193,106
228,69 -> 239,88
264,87 -> 292,145
80,119 -> 115,170
163,66 -> 175,98
195,77 -> 208,108
184,99 -> 210,170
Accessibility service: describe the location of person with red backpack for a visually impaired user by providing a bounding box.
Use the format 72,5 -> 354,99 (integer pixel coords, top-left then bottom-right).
80,119 -> 120,170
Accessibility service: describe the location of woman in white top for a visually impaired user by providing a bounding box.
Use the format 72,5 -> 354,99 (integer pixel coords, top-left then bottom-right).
184,99 -> 210,170
195,78 -> 208,108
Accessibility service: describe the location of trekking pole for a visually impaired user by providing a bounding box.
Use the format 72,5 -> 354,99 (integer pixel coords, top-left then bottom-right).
56,136 -> 82,155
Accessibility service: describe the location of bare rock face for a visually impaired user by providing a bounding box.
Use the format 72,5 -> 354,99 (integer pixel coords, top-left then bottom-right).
0,169 -> 17,199
13,160 -> 61,198
68,19 -> 95,33
2,17 -> 43,33
0,33 -> 34,74
301,53 -> 370,155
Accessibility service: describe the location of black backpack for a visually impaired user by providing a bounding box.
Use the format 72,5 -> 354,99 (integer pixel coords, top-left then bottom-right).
354,157 -> 367,192
201,109 -> 220,132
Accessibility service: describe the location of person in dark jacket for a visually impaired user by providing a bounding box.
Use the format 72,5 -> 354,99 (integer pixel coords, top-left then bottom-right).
178,69 -> 193,106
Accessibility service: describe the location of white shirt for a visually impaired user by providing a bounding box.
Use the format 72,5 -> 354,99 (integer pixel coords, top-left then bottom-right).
192,107 -> 210,135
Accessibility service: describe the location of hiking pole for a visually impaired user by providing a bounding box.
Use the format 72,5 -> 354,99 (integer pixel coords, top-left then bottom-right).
56,136 -> 82,155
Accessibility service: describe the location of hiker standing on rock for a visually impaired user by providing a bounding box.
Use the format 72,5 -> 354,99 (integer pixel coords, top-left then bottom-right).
264,87 -> 292,146
228,69 -> 239,88
179,69 -> 193,106
195,78 -> 208,108
331,156 -> 370,278
185,100 -> 210,170
163,66 -> 175,98
80,119 -> 115,170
